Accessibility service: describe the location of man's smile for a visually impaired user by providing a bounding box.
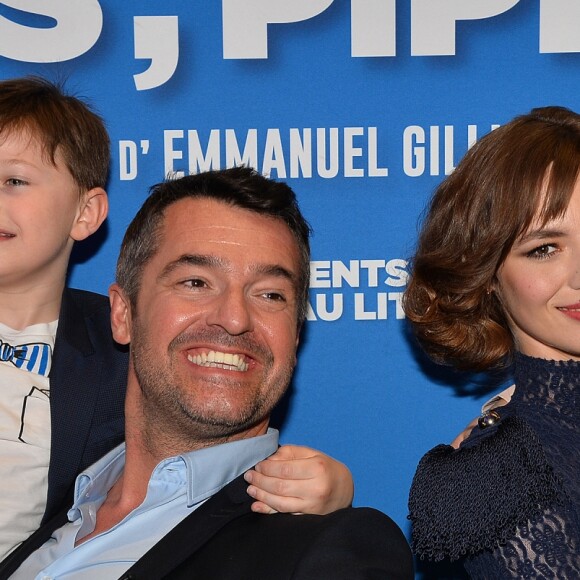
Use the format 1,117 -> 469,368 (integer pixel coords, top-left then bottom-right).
187,350 -> 249,372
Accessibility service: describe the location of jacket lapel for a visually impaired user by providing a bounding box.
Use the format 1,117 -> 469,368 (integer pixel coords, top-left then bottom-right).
46,289 -> 102,520
0,507 -> 69,580
119,475 -> 252,580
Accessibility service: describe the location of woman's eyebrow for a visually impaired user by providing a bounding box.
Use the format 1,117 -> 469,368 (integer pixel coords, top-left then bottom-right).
517,228 -> 566,244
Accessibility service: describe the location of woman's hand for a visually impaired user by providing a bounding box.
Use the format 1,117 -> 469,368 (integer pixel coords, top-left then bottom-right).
244,445 -> 354,515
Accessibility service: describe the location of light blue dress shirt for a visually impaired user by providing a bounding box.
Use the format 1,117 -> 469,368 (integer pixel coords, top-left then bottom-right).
12,429 -> 279,580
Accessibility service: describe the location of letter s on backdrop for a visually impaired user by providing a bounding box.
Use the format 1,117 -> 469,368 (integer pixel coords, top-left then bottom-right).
0,0 -> 102,63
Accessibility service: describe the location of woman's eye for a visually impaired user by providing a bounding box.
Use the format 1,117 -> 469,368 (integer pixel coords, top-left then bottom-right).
526,244 -> 557,259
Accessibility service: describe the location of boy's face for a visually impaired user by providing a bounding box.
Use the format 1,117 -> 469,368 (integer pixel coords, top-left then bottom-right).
0,130 -> 86,291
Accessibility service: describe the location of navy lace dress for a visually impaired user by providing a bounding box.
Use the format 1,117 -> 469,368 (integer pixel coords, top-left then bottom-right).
409,354 -> 579,579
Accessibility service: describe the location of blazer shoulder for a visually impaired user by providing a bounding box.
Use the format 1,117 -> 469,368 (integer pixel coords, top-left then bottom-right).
57,288 -> 126,358
63,287 -> 111,318
291,507 -> 414,579
168,506 -> 413,580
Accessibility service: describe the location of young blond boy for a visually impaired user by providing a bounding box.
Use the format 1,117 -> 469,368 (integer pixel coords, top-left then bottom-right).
0,77 -> 353,560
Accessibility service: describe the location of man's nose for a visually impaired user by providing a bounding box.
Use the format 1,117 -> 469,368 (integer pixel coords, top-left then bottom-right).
206,288 -> 253,335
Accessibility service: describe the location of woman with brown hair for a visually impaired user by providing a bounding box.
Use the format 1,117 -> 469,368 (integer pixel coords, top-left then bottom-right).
405,107 -> 580,579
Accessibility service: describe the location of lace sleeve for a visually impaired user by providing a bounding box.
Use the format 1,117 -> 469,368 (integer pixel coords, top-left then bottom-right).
465,505 -> 580,579
408,417 -> 565,563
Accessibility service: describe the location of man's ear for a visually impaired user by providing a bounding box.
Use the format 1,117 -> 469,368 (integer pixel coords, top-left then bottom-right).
292,325 -> 301,366
109,283 -> 132,345
71,187 -> 109,241
296,320 -> 303,349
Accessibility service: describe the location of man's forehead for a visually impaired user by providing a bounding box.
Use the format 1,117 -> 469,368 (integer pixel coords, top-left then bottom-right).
155,197 -> 301,267
162,198 -> 293,240
167,221 -> 277,241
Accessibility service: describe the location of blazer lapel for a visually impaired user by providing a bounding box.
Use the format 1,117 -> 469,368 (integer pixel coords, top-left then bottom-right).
0,507 -> 69,580
46,289 -> 102,520
119,475 -> 252,580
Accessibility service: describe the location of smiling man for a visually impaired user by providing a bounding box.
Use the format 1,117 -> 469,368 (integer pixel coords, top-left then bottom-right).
1,167 -> 412,579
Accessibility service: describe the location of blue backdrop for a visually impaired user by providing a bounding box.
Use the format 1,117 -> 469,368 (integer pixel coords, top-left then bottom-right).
2,1 -> 579,575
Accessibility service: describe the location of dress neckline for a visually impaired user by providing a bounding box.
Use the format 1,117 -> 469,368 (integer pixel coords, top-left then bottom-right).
512,352 -> 578,418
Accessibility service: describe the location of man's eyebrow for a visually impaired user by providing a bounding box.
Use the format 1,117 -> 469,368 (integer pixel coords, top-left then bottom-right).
250,264 -> 297,286
159,254 -> 225,279
158,255 -> 297,285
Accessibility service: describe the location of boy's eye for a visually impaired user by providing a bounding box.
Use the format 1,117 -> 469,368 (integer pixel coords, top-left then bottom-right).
5,178 -> 27,187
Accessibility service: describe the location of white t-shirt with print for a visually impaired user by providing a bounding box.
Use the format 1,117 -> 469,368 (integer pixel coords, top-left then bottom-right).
0,320 -> 57,559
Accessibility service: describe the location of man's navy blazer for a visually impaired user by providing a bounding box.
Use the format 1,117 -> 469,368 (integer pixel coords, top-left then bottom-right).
0,474 -> 413,579
44,288 -> 128,522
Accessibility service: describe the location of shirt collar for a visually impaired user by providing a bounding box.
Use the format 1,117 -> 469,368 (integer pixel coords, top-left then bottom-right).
72,428 -> 279,511
180,428 -> 279,506
71,444 -> 126,517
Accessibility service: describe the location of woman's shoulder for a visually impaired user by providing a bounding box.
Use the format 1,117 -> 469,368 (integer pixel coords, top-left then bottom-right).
408,413 -> 565,562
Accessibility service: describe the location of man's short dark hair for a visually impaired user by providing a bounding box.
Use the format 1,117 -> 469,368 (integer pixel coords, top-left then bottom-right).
116,167 -> 312,324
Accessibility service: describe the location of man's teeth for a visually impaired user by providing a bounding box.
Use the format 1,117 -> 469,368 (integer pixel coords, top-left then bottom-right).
187,350 -> 249,372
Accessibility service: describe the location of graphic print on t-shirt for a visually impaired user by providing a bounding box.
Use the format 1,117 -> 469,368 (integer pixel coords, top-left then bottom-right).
0,338 -> 51,376
0,335 -> 52,445
19,385 -> 51,445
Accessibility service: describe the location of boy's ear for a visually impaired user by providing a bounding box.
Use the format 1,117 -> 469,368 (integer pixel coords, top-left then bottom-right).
71,187 -> 108,241
109,283 -> 132,345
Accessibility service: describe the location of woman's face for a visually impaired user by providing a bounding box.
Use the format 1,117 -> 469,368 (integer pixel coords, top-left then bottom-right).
496,176 -> 580,361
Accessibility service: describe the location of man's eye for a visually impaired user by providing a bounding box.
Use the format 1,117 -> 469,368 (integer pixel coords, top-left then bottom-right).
183,279 -> 207,288
263,292 -> 286,302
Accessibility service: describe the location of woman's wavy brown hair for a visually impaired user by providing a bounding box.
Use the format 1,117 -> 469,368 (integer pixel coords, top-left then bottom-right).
404,106 -> 580,371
